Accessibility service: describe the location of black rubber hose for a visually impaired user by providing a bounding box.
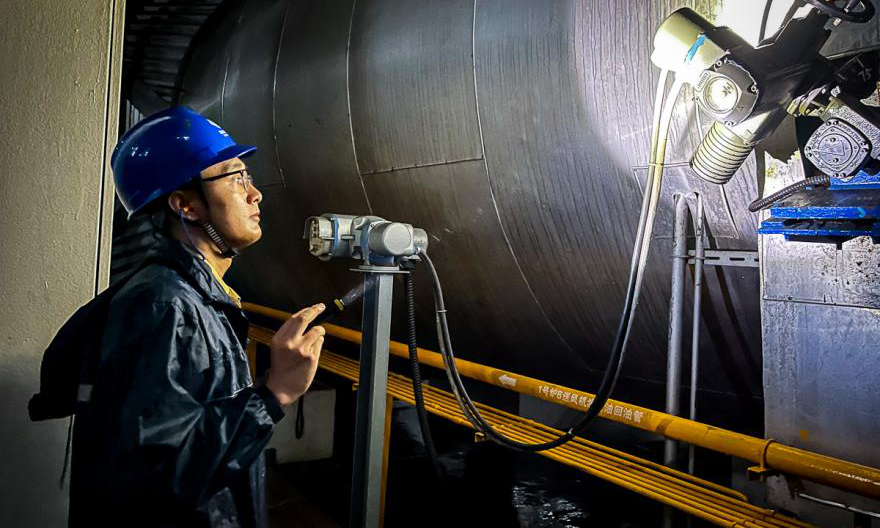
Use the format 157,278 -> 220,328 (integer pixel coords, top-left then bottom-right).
404,272 -> 444,480
421,250 -> 632,452
417,119 -> 665,452
748,175 -> 831,212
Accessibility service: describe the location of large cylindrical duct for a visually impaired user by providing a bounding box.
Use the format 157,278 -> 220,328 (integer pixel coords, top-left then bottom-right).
179,0 -> 767,416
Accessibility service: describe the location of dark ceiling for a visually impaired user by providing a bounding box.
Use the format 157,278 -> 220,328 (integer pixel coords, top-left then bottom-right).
123,0 -> 224,112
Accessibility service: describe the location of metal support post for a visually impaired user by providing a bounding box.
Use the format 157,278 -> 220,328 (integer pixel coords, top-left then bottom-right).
665,194 -> 690,467
664,194 -> 690,528
350,269 -> 396,528
688,194 -> 705,476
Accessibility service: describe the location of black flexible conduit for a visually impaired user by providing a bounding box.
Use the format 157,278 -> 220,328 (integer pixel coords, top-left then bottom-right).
409,71 -> 682,452
404,272 -> 444,480
420,249 -> 634,452
748,175 -> 831,212
758,0 -> 774,43
414,70 -> 680,452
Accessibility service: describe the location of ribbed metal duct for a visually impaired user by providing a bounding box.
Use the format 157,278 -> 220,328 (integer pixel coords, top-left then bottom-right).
179,0 -> 783,416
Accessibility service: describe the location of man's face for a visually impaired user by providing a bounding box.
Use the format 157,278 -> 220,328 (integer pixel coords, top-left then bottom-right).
200,157 -> 263,249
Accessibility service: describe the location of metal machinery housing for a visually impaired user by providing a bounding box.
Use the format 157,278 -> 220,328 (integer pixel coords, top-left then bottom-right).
119,0 -> 880,524
180,0 -> 771,416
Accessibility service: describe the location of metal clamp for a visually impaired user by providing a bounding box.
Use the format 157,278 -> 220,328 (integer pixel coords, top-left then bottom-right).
747,438 -> 779,481
688,249 -> 759,268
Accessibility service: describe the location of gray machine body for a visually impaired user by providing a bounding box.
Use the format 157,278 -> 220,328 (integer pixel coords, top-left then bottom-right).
761,234 -> 880,524
759,157 -> 880,525
177,2 -> 880,521
179,0 -> 766,407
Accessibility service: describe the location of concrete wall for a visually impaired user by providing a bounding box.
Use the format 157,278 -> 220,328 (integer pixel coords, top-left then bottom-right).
0,1 -> 124,526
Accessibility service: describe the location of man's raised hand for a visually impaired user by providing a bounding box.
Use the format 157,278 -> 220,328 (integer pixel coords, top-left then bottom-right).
265,303 -> 326,406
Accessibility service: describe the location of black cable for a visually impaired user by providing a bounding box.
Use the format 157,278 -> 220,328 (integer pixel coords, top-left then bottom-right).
761,0 -> 802,43
404,272 -> 444,480
783,0 -> 804,25
420,246 -> 637,452
416,69 -> 674,452
748,174 -> 831,212
759,0 -> 775,43
417,131 -> 663,451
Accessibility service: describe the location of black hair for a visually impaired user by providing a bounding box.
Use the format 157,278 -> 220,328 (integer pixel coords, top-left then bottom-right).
139,177 -> 207,234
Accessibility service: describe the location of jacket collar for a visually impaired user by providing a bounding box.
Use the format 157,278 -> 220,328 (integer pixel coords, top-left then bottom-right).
148,231 -> 241,309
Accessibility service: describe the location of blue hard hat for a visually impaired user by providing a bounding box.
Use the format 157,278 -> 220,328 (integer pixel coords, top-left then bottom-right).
111,106 -> 257,218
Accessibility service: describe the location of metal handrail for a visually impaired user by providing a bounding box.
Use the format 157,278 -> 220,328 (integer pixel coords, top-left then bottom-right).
248,322 -> 813,528
242,301 -> 880,502
321,350 -> 813,528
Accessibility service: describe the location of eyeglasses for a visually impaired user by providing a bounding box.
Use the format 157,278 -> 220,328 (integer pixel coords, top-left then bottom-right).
202,168 -> 255,194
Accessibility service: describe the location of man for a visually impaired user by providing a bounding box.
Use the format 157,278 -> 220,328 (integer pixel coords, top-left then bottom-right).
69,107 -> 324,527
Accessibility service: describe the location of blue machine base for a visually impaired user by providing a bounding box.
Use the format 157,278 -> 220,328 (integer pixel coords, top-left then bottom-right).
758,188 -> 880,240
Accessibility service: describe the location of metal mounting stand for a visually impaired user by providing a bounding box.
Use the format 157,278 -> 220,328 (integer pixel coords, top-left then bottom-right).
349,265 -> 401,528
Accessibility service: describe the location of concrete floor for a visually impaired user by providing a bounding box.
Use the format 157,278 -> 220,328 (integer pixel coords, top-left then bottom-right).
267,465 -> 341,528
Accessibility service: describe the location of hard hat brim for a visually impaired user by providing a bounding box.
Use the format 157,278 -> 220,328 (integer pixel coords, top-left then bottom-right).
212,144 -> 258,166
124,144 -> 259,219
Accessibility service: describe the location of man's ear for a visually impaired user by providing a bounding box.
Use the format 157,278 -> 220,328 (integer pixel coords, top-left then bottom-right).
168,190 -> 199,222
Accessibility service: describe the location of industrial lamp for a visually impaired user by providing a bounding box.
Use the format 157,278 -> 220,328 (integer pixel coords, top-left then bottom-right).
651,5 -> 838,184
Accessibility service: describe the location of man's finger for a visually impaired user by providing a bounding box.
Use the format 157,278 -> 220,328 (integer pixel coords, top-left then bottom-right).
300,325 -> 326,351
280,303 -> 325,340
290,305 -> 313,318
310,336 -> 325,357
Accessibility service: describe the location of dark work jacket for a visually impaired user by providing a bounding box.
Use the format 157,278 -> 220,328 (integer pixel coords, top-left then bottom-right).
68,233 -> 285,528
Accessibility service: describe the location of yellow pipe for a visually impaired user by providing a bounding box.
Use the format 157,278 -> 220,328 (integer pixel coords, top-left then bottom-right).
410,385 -> 805,528
320,355 -> 761,515
407,386 -> 803,527
320,358 -> 747,527
245,339 -> 258,382
456,419 -> 761,527
248,325 -> 784,526
243,301 -> 880,500
421,396 -> 808,528
318,353 -> 812,528
243,303 -> 880,499
318,354 -> 807,528
244,303 -> 880,501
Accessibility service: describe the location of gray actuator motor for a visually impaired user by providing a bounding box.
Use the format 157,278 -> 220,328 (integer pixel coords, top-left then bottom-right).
304,214 -> 428,266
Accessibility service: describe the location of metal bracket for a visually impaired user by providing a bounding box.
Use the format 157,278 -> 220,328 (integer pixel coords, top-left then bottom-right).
688,249 -> 759,268
747,465 -> 779,481
352,265 -> 408,274
746,439 -> 779,482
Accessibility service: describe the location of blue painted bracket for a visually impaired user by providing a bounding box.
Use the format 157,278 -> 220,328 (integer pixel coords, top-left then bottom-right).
758,184 -> 880,240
